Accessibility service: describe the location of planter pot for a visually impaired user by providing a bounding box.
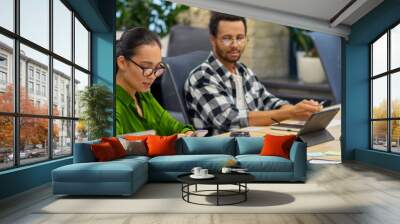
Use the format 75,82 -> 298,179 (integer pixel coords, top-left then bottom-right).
297,52 -> 326,83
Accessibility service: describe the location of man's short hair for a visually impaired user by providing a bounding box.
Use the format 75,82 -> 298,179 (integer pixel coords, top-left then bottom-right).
209,12 -> 247,37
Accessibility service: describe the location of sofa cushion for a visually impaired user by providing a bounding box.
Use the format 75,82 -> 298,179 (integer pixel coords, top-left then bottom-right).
52,158 -> 147,183
235,137 -> 263,155
260,134 -> 297,159
91,142 -> 118,162
73,140 -> 100,163
236,155 -> 293,172
148,154 -> 235,172
178,137 -> 235,155
119,138 -> 147,156
124,135 -> 151,141
146,135 -> 178,157
101,137 -> 127,158
115,155 -> 150,163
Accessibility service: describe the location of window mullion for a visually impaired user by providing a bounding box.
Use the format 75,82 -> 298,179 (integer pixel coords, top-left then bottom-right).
13,0 -> 20,167
388,29 -> 391,153
370,45 -> 373,149
71,11 -> 76,154
49,0 -> 54,160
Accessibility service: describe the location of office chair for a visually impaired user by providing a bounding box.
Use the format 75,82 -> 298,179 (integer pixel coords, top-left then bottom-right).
161,51 -> 210,124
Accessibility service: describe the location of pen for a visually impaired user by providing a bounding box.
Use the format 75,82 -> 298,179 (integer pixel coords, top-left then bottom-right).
320,100 -> 327,107
271,117 -> 280,124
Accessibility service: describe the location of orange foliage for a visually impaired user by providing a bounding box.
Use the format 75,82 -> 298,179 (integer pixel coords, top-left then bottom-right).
0,84 -> 60,149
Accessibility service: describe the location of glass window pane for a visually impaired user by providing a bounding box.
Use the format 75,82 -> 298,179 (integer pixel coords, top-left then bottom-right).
372,121 -> 388,151
372,33 -> 387,76
391,24 -> 400,70
391,72 -> 400,118
53,59 -> 72,117
0,34 -> 14,113
20,117 -> 49,165
20,44 -> 49,115
74,18 -> 89,70
0,116 -> 14,170
20,0 -> 49,49
53,0 -> 72,60
53,119 -> 72,158
391,120 -> 400,153
75,120 -> 88,143
372,76 -> 387,119
74,69 -> 89,118
0,0 -> 14,31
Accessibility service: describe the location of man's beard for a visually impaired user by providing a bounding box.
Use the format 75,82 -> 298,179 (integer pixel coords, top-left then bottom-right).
215,44 -> 242,64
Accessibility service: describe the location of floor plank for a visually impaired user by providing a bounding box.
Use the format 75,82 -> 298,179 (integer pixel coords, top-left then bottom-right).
1,162 -> 400,224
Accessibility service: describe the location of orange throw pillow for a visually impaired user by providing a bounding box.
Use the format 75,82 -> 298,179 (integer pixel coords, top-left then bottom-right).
124,135 -> 151,141
146,135 -> 178,157
101,137 -> 126,158
259,134 -> 297,159
91,142 -> 117,162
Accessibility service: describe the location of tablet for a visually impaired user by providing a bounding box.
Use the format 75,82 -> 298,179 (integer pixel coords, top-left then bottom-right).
270,105 -> 340,134
297,106 -> 340,136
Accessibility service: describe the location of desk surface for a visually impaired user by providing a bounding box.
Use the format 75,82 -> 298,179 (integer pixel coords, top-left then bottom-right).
221,107 -> 341,162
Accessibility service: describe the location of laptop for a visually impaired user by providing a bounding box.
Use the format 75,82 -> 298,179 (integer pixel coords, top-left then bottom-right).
271,105 -> 340,146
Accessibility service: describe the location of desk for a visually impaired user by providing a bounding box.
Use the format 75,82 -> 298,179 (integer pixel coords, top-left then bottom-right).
221,107 -> 341,162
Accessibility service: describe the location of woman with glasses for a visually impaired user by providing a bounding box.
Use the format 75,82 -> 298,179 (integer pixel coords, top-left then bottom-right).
115,27 -> 194,136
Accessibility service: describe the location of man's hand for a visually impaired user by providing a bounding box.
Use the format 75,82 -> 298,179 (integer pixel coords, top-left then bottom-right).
287,100 -> 322,120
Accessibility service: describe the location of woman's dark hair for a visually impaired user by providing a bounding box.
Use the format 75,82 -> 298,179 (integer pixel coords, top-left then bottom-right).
116,27 -> 161,70
209,12 -> 247,37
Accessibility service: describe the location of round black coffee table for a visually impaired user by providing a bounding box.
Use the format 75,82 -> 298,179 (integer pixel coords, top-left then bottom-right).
177,173 -> 255,206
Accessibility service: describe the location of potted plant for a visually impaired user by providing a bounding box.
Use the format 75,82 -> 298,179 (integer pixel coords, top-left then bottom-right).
79,84 -> 113,140
289,28 -> 326,83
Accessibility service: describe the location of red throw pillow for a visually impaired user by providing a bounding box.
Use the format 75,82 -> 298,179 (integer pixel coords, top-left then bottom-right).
259,134 -> 297,159
91,142 -> 117,162
101,137 -> 126,158
146,135 -> 178,157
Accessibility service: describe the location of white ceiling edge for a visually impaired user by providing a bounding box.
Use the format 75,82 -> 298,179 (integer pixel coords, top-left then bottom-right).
170,0 -> 351,38
330,0 -> 370,27
342,0 -> 383,25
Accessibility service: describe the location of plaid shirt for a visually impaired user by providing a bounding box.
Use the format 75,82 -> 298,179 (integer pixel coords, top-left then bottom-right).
184,51 -> 289,134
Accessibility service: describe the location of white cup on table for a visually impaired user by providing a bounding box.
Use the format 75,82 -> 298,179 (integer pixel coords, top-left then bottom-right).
199,169 -> 208,176
191,167 -> 202,176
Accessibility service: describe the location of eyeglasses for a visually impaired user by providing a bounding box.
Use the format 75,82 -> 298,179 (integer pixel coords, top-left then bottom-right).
220,36 -> 247,46
125,57 -> 165,77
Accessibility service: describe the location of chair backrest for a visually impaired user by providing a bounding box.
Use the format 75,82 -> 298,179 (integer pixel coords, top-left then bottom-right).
167,25 -> 211,57
309,32 -> 342,103
161,50 -> 210,123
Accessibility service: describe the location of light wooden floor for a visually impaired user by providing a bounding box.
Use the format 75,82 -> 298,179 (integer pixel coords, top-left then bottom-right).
1,162 -> 400,224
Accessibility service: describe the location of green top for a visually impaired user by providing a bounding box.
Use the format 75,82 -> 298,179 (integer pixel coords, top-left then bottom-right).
116,85 -> 194,136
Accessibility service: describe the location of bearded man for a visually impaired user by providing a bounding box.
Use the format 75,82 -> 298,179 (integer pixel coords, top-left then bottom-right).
184,12 -> 322,134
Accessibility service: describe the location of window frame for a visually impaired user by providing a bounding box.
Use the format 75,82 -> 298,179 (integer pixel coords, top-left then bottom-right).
370,20 -> 400,154
0,0 -> 92,171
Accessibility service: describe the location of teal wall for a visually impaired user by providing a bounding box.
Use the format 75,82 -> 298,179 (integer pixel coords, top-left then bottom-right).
344,0 -> 400,171
0,158 -> 72,199
0,0 -> 116,200
92,32 -> 116,136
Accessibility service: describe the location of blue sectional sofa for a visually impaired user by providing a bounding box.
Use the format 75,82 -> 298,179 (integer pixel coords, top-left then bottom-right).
52,137 -> 307,196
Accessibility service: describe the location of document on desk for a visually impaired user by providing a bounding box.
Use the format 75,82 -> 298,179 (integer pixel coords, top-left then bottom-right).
240,127 -> 267,132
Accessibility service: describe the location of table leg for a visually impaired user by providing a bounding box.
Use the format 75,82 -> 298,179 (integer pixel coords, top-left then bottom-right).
245,183 -> 247,201
217,184 -> 219,206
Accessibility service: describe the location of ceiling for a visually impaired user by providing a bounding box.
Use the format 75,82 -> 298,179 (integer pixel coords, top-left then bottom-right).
170,0 -> 384,38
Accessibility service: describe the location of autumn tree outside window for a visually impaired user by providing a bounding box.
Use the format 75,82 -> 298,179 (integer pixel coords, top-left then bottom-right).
0,0 -> 91,170
370,22 -> 400,154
